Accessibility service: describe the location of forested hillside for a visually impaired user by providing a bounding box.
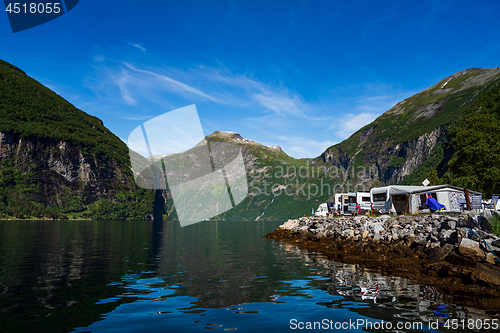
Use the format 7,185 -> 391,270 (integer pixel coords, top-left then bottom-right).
315,67 -> 500,195
0,59 -> 156,220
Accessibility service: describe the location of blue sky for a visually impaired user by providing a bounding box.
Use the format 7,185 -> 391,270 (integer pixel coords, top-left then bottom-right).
2,0 -> 500,158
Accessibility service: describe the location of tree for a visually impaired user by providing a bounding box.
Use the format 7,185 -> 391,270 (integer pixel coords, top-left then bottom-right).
449,112 -> 500,198
425,169 -> 441,186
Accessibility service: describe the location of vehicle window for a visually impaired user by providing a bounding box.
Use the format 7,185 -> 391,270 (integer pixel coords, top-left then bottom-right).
373,193 -> 386,201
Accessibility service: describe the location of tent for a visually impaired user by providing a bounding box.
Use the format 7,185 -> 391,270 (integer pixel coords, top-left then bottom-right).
370,185 -> 426,214
407,185 -> 481,214
370,185 -> 481,215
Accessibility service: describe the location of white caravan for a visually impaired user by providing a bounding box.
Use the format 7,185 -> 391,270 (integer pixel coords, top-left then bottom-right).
370,185 -> 482,215
356,192 -> 371,212
314,203 -> 329,217
314,202 -> 336,217
370,186 -> 425,215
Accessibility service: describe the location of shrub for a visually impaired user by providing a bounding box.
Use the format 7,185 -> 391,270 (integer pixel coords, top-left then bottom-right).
491,213 -> 500,236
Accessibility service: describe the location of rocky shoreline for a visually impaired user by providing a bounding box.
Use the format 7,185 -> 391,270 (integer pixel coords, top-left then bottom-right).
266,212 -> 500,309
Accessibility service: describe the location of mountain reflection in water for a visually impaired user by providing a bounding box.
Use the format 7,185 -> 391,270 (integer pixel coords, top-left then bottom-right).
0,219 -> 498,333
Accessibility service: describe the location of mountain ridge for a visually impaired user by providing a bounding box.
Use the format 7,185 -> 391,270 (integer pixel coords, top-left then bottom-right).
314,66 -> 500,189
0,59 -> 156,220
1,58 -> 498,221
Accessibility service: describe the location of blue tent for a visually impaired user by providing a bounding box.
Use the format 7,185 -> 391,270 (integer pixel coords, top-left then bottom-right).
426,196 -> 445,211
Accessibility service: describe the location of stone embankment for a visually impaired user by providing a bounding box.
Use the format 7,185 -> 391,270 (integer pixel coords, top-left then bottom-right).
266,211 -> 500,308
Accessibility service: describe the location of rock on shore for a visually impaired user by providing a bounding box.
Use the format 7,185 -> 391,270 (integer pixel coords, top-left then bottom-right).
266,211 -> 500,306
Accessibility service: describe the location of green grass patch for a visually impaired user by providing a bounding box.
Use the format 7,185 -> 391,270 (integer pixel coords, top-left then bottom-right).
491,214 -> 500,236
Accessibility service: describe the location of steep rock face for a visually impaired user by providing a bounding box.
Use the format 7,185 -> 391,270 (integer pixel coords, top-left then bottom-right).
0,131 -> 132,209
316,67 -> 500,187
0,132 -> 15,161
205,131 -> 287,171
0,58 -> 156,219
47,141 -> 97,183
316,127 -> 445,186
381,127 -> 444,183
319,147 -> 351,170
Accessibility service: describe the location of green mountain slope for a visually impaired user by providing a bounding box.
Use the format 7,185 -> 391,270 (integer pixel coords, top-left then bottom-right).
2,59 -> 497,222
163,68 -> 500,221
447,85 -> 500,197
0,59 -> 155,220
315,67 -> 500,190
160,131 -> 341,221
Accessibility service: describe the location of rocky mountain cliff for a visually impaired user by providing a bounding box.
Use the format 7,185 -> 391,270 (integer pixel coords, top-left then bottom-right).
2,58 -> 498,221
200,68 -> 500,221
314,67 -> 500,188
0,59 -> 155,220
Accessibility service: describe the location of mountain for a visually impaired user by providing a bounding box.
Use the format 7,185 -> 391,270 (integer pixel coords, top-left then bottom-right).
0,59 -> 156,220
189,68 -> 500,221
2,58 -> 498,222
314,67 -> 500,190
160,131 -> 345,221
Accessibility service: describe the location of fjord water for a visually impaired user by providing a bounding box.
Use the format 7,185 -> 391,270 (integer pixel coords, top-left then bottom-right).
0,220 -> 496,333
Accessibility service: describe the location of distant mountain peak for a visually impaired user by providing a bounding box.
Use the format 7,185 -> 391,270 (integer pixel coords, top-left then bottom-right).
206,131 -> 283,153
318,65 -> 500,186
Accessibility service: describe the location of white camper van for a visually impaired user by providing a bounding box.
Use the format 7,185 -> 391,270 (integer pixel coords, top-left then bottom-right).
314,202 -> 335,217
334,193 -> 343,213
357,192 -> 371,212
314,203 -> 329,217
347,192 -> 357,213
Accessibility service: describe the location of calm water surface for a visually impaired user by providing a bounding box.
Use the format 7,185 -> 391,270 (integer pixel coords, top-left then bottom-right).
0,220 -> 498,333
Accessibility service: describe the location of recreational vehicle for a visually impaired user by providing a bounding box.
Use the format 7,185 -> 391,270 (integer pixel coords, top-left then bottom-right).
370,186 -> 424,215
347,192 -> 357,213
314,202 -> 336,217
356,192 -> 371,212
314,203 -> 329,217
407,185 -> 481,214
334,193 -> 343,213
370,185 -> 481,215
332,192 -> 370,214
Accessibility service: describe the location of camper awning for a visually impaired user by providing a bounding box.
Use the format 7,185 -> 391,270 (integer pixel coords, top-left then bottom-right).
409,185 -> 481,195
371,185 -> 481,196
371,186 -> 426,195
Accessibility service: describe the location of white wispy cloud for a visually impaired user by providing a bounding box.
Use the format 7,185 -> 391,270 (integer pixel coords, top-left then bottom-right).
114,69 -> 136,105
130,43 -> 146,52
327,85 -> 413,139
253,91 -> 304,117
93,55 -> 106,62
87,59 -> 316,121
195,68 -> 312,118
122,62 -> 219,102
334,112 -> 379,139
83,52 -> 415,158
